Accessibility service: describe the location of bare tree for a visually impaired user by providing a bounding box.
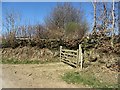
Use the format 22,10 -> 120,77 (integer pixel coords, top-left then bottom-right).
45,2 -> 88,39
3,9 -> 21,35
91,0 -> 97,33
111,0 -> 115,47
3,9 -> 21,48
91,1 -> 118,47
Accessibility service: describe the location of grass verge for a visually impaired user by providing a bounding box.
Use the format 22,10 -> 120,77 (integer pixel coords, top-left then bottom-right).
2,57 -> 59,64
62,71 -> 118,88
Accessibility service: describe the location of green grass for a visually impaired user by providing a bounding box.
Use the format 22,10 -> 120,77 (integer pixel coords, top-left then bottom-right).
62,71 -> 118,88
2,58 -> 40,64
2,57 -> 59,64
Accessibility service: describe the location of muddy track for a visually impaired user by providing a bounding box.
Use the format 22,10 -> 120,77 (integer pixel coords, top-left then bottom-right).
1,63 -> 86,88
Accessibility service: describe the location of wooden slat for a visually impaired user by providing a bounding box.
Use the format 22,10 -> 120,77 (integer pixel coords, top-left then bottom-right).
61,59 -> 77,67
61,55 -> 73,59
62,49 -> 77,53
61,57 -> 70,61
61,56 -> 76,63
61,56 -> 77,63
61,52 -> 77,57
61,55 -> 76,59
61,58 -> 70,62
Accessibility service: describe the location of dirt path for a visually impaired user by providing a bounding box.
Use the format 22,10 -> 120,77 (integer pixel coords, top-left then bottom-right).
1,63 -> 86,88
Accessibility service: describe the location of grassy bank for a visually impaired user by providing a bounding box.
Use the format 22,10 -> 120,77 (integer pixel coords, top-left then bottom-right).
62,71 -> 118,88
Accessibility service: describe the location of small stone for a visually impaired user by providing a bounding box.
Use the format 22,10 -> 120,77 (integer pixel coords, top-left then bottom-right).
106,63 -> 111,68
15,71 -> 17,74
28,73 -> 32,76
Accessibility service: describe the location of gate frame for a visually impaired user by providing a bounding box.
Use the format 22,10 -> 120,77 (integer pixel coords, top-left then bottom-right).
60,44 -> 83,69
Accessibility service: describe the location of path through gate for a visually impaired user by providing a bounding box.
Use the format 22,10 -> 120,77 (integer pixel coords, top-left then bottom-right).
60,44 -> 83,69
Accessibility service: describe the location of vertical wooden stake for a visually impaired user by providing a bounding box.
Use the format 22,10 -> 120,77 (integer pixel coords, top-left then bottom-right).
81,48 -> 83,69
77,49 -> 79,67
78,45 -> 81,68
60,46 -> 62,62
79,44 -> 83,69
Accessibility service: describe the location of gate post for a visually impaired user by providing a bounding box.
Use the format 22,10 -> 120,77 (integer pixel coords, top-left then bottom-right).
60,46 -> 62,62
77,49 -> 79,67
79,44 -> 83,69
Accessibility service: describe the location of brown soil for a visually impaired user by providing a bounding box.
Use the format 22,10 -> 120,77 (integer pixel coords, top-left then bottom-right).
1,63 -> 87,88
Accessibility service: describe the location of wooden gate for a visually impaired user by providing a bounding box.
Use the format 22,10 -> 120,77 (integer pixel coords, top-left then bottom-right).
60,44 -> 83,69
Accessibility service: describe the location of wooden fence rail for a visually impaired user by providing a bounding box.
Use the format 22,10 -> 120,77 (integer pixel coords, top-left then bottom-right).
60,44 -> 83,69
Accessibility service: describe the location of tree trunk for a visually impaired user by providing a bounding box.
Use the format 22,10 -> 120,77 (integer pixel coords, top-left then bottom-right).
92,1 -> 97,33
111,0 -> 115,47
